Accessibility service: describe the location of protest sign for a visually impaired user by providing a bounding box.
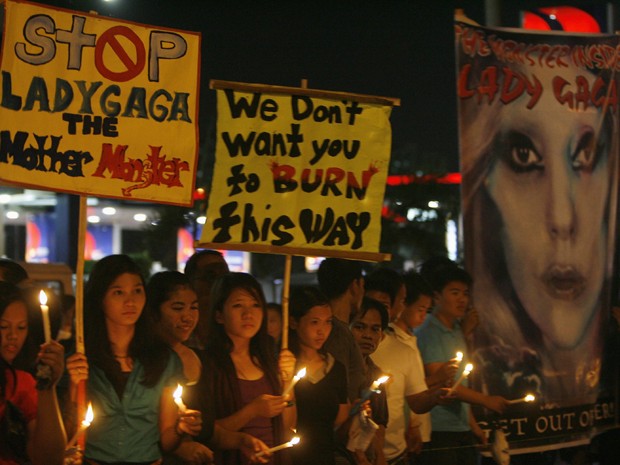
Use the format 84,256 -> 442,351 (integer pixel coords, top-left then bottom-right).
199,81 -> 396,261
0,0 -> 201,206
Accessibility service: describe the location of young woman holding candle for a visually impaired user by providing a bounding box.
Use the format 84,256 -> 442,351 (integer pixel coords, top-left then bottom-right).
0,281 -> 66,465
194,272 -> 296,465
145,270 -> 272,464
65,255 -> 201,465
288,286 -> 351,465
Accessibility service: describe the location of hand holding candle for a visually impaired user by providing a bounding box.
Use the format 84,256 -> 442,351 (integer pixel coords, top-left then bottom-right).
282,367 -> 306,397
66,402 -> 94,449
173,384 -> 187,413
39,290 -> 51,343
351,375 -> 390,416
447,363 -> 473,395
508,394 -> 536,405
255,436 -> 300,457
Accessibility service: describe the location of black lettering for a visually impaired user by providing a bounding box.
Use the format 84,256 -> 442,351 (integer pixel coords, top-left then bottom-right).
347,212 -> 370,249
345,100 -> 363,125
241,203 -> 259,242
299,208 -> 334,244
1,71 -> 22,110
212,201 -> 241,242
271,215 -> 295,246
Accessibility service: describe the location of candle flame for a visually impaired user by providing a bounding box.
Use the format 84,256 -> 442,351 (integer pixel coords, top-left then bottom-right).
375,375 -> 390,386
39,290 -> 48,306
289,436 -> 300,446
455,351 -> 463,362
524,394 -> 535,402
173,384 -> 183,400
83,403 -> 94,426
295,367 -> 307,379
464,363 -> 473,374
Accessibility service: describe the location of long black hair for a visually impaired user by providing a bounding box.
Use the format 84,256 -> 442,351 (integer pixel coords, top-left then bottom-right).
200,272 -> 283,465
288,286 -> 331,357
84,254 -> 169,387
204,272 -> 278,391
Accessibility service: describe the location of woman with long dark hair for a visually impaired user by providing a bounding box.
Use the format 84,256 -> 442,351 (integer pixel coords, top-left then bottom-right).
0,281 -> 66,465
288,286 -> 349,465
194,272 -> 296,465
66,255 -> 200,465
146,270 -> 271,464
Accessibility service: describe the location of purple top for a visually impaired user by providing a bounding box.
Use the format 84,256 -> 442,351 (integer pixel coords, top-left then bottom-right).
238,376 -> 275,463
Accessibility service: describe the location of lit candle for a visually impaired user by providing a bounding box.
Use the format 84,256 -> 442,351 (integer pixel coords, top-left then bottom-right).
455,351 -> 464,363
282,367 -> 306,397
508,394 -> 536,405
447,363 -> 473,395
39,290 -> 51,343
255,436 -> 301,457
173,384 -> 187,413
370,375 -> 390,392
66,403 -> 94,449
350,375 -> 391,416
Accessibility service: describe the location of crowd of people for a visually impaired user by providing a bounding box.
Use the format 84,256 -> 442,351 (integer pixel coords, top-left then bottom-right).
0,253 -> 618,465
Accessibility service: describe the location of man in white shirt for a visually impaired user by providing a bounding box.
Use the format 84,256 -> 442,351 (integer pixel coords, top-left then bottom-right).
371,270 -> 450,465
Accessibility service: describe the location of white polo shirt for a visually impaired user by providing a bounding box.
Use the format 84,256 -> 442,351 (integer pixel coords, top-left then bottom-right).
372,323 -> 430,460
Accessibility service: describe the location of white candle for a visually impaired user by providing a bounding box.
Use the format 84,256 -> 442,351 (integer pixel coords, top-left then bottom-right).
370,375 -> 390,392
282,367 -> 306,397
173,384 -> 187,413
508,394 -> 536,405
447,363 -> 473,395
66,403 -> 94,449
256,436 -> 300,457
39,290 -> 51,343
455,351 -> 464,363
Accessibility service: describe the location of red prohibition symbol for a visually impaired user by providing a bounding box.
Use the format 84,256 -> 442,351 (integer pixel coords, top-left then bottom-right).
95,25 -> 146,82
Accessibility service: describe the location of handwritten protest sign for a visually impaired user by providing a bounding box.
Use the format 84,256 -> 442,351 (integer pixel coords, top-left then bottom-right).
199,82 -> 396,260
0,0 -> 201,206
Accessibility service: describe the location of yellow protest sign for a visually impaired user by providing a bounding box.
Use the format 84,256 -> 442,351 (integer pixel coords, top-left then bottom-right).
0,0 -> 201,206
199,82 -> 395,261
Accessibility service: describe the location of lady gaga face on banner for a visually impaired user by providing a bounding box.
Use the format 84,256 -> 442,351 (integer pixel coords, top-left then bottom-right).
484,65 -> 612,350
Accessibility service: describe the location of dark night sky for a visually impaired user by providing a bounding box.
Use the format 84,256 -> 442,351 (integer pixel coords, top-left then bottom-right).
29,0 -> 494,174
12,0 -> 610,175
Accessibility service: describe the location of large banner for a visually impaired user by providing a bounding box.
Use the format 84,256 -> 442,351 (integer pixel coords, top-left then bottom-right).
199,83 -> 395,260
0,0 -> 201,205
456,22 -> 619,452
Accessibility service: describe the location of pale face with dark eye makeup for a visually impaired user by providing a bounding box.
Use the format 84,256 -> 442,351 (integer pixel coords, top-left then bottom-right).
486,67 -> 611,349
